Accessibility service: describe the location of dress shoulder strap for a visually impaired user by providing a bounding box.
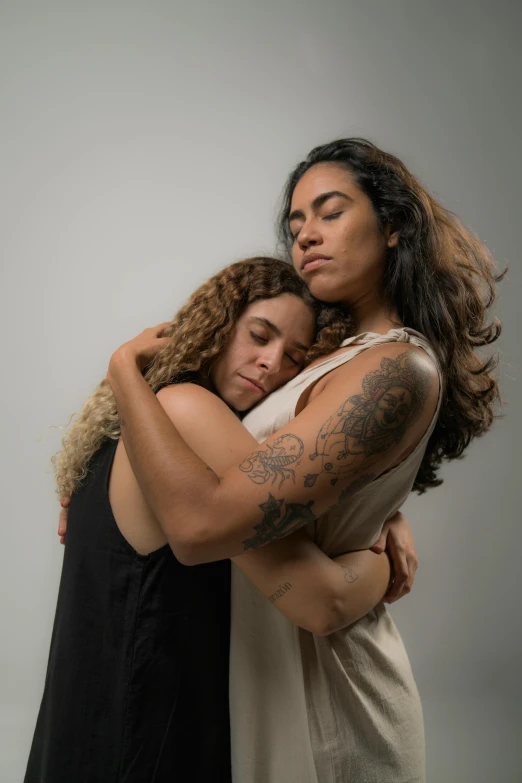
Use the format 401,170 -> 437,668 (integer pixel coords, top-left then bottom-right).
289,327 -> 442,395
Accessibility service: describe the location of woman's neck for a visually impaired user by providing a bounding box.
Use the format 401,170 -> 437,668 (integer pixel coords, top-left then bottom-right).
348,293 -> 402,336
345,289 -> 403,334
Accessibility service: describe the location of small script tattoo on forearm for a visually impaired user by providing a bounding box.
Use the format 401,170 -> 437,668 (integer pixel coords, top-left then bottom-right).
304,351 -> 431,487
342,566 -> 359,584
268,582 -> 293,603
241,493 -> 316,551
239,434 -> 304,488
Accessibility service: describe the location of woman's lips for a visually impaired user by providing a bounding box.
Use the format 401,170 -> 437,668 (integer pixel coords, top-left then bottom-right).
239,376 -> 265,394
301,255 -> 332,273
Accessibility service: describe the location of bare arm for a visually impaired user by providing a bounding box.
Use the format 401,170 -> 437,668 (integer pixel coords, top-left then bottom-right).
108,328 -> 438,566
233,535 -> 390,635
156,383 -> 390,634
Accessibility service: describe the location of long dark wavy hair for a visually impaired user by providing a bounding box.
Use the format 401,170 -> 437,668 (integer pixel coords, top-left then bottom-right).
278,138 -> 503,492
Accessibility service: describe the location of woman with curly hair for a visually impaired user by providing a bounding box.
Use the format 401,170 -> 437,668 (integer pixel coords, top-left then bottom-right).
105,139 -> 502,782
25,257 -> 401,783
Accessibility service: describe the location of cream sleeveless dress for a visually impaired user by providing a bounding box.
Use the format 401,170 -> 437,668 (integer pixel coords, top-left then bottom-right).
230,327 -> 442,783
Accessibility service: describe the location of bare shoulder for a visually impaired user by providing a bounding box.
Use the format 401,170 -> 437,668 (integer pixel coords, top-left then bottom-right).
156,383 -> 243,428
156,382 -> 225,407
156,382 -> 257,477
306,341 -> 440,467
324,342 -> 439,407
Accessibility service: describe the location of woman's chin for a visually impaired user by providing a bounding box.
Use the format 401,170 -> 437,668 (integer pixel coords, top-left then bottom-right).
307,276 -> 348,304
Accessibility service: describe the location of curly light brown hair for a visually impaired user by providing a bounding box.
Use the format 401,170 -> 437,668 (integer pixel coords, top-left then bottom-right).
53,256 -> 351,499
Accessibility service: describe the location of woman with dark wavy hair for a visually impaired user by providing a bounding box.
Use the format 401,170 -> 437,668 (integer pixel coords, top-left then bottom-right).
277,139 -> 502,493
26,257 -> 404,783
105,137 -> 501,782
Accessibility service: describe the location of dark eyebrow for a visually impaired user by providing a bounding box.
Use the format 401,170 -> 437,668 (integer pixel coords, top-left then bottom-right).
288,190 -> 351,223
251,316 -> 310,353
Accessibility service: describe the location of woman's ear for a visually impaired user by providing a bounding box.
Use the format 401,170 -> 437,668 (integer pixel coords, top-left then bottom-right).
385,226 -> 400,248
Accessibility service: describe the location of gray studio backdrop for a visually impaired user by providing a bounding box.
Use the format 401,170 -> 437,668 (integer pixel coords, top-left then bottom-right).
1,2 -> 520,781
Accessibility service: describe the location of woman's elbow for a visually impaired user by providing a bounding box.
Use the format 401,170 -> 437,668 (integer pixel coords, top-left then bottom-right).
173,545 -> 203,567
300,599 -> 356,637
167,524 -> 214,566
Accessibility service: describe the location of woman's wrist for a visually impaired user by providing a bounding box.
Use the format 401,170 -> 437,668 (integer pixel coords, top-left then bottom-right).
107,344 -> 141,390
107,322 -> 171,388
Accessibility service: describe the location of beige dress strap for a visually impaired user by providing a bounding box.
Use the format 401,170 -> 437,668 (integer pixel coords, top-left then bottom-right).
297,327 -> 439,388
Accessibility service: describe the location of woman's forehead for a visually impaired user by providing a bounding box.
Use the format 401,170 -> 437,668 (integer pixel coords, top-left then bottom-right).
291,163 -> 356,203
245,294 -> 312,318
243,296 -> 315,343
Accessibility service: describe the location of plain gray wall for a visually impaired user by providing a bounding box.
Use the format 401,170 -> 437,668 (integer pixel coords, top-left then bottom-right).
1,2 -> 520,781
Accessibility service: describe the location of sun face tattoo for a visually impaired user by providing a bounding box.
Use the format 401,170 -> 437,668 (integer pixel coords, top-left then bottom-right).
305,352 -> 431,486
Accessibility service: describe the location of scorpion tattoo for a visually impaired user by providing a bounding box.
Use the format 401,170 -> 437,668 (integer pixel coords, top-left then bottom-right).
239,434 -> 304,488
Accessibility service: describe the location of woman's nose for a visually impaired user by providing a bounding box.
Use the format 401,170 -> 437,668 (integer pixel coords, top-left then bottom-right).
258,347 -> 283,375
297,219 -> 322,250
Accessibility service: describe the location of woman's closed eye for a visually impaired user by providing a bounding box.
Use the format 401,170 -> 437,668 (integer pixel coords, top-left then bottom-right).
250,331 -> 268,344
285,352 -> 301,368
288,220 -> 302,241
251,332 -> 301,369
290,211 -> 342,240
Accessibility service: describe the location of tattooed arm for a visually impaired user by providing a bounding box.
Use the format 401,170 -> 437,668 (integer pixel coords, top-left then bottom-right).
108,341 -> 438,564
153,383 -> 391,634
232,534 -> 390,634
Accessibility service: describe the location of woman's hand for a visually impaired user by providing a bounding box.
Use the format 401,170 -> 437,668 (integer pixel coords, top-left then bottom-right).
370,511 -> 418,604
57,497 -> 70,545
107,322 -> 171,383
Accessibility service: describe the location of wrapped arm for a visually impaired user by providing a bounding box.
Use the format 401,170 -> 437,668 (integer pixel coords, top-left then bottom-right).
155,383 -> 390,634
232,535 -> 389,635
108,339 -> 438,564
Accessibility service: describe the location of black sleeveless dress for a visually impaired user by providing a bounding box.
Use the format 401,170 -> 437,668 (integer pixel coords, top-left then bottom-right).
25,439 -> 232,783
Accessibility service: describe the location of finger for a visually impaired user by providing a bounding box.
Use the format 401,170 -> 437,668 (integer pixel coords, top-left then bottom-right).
143,336 -> 171,351
384,580 -> 407,604
371,520 -> 391,554
387,556 -> 409,602
383,585 -> 394,603
370,533 -> 386,554
382,584 -> 400,604
385,584 -> 402,603
58,507 -> 68,536
155,337 -> 171,349
386,566 -> 415,604
60,536 -> 65,545
153,322 -> 171,337
60,497 -> 70,508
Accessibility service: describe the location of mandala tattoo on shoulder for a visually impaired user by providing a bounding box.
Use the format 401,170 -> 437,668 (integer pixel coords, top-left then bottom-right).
239,434 -> 304,488
305,351 -> 431,487
241,492 -> 316,551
